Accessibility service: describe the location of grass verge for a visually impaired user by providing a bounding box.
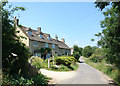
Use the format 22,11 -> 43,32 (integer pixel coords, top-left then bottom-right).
47,62 -> 79,71
83,57 -> 119,85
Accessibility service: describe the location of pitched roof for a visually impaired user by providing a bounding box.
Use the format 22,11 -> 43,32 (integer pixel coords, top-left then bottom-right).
18,25 -> 70,49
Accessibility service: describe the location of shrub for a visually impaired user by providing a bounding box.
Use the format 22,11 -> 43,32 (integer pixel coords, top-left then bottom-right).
82,46 -> 93,58
32,74 -> 49,85
89,54 -> 100,63
73,52 -> 80,61
30,56 -> 47,69
2,74 -> 34,85
55,56 -> 76,67
59,65 -> 70,71
2,73 -> 50,85
89,48 -> 106,63
51,65 -> 59,70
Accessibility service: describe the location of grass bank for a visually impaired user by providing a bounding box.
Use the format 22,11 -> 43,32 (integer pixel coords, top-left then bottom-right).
47,62 -> 79,71
83,57 -> 119,85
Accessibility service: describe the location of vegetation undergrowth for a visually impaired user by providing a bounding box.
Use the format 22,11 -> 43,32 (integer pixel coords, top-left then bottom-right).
2,73 -> 50,85
83,57 -> 119,85
30,55 -> 79,72
1,1 -> 50,85
48,55 -> 79,71
47,62 -> 79,71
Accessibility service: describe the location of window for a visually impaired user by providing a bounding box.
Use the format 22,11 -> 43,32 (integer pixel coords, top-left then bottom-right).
33,41 -> 38,46
47,36 -> 51,40
28,31 -> 32,36
39,34 -> 43,38
52,44 -> 55,49
44,43 -> 48,48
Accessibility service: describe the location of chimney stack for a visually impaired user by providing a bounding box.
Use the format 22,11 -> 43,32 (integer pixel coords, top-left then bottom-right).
55,35 -> 58,40
61,38 -> 65,43
37,27 -> 41,33
14,16 -> 19,26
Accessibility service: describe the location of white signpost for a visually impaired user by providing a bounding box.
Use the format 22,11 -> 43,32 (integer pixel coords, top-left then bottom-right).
52,50 -> 55,65
48,57 -> 50,68
46,54 -> 51,68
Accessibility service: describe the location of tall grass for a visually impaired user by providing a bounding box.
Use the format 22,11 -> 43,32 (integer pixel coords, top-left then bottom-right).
83,57 -> 119,85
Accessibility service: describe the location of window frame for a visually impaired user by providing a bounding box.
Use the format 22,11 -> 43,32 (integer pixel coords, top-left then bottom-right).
44,43 -> 48,48
52,44 -> 55,49
33,41 -> 38,46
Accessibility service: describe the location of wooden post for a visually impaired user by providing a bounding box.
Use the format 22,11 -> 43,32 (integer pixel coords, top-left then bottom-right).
48,57 -> 50,68
53,55 -> 55,65
52,50 -> 55,65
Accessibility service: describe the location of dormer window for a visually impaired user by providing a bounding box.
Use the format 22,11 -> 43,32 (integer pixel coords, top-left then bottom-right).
39,34 -> 43,38
28,31 -> 32,36
47,36 -> 51,40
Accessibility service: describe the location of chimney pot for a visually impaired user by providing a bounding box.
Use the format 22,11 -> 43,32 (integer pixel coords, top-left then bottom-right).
37,27 -> 41,33
61,38 -> 65,43
14,16 -> 19,26
55,35 -> 58,40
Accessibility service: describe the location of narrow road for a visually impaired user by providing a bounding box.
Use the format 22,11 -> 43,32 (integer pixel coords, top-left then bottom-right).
60,57 -> 109,84
40,57 -> 109,84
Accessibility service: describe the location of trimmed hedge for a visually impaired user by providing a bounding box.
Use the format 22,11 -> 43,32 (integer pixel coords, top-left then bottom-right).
55,56 -> 76,67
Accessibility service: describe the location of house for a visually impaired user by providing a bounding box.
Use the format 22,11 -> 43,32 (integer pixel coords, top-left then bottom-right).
14,17 -> 71,57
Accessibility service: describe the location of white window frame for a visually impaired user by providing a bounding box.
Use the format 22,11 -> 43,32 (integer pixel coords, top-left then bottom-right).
52,44 -> 55,49
44,43 -> 48,48
33,41 -> 38,46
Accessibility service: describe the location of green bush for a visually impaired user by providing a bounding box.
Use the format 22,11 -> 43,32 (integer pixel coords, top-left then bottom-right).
51,65 -> 59,70
73,52 -> 80,61
89,54 -> 100,63
50,64 -> 70,71
2,73 -> 49,85
59,65 -> 70,71
82,46 -> 93,58
32,74 -> 49,85
89,48 -> 106,63
30,56 -> 47,69
55,56 -> 76,67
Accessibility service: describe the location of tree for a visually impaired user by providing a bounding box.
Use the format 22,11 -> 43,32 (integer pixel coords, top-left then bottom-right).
94,1 -> 120,68
1,1 -> 31,77
73,45 -> 82,61
94,1 -> 120,85
91,46 -> 98,53
73,52 -> 80,61
78,47 -> 83,56
73,45 -> 79,52
82,46 -> 93,58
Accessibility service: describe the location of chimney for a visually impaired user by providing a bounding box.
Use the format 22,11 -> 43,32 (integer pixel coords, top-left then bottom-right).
37,27 -> 41,33
61,38 -> 65,43
55,35 -> 58,40
14,16 -> 19,26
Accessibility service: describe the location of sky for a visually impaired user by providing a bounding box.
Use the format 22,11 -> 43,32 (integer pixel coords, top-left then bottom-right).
8,2 -> 104,48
